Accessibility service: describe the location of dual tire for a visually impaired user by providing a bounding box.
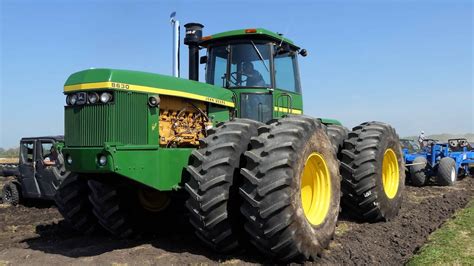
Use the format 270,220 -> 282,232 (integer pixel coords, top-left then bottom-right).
186,117 -> 405,260
185,116 -> 341,260
340,122 -> 405,221
56,175 -> 178,237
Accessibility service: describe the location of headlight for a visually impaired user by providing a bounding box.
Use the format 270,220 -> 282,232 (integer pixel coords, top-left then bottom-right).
69,94 -> 78,105
88,92 -> 99,104
100,92 -> 113,103
66,155 -> 72,165
148,96 -> 160,107
98,155 -> 107,166
66,95 -> 73,105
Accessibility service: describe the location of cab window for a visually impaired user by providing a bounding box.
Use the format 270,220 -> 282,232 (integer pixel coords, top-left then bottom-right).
274,51 -> 300,93
207,45 -> 229,87
41,142 -> 53,159
20,141 -> 34,164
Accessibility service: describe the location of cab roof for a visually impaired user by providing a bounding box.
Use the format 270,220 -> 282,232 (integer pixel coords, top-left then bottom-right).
21,136 -> 64,142
199,28 -> 299,49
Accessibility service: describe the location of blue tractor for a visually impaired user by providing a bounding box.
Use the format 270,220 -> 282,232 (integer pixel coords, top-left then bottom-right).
402,138 -> 474,187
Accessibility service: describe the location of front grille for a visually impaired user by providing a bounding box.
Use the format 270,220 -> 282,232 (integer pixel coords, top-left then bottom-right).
65,91 -> 148,146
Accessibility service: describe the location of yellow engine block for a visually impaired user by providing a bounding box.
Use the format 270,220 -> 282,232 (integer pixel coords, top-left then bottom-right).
159,96 -> 212,147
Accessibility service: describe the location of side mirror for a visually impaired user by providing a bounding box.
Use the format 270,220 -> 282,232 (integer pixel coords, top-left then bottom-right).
299,49 -> 308,57
200,56 -> 208,64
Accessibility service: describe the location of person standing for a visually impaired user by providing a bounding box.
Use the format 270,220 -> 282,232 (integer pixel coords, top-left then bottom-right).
418,131 -> 426,148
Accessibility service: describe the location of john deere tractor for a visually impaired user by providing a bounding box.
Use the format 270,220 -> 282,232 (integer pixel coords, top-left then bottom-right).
56,23 -> 405,261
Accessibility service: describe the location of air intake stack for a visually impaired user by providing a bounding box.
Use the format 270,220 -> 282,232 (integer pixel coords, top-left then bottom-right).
184,23 -> 204,81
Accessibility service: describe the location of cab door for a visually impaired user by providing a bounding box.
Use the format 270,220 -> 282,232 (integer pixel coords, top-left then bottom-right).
19,140 -> 41,198
272,49 -> 303,117
34,139 -> 59,199
240,93 -> 273,123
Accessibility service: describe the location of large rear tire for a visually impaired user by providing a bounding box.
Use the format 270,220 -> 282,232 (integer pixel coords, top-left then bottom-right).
326,124 -> 349,157
240,115 -> 340,261
436,157 -> 456,186
410,157 -> 428,187
340,121 -> 405,221
55,175 -> 99,234
185,118 -> 262,252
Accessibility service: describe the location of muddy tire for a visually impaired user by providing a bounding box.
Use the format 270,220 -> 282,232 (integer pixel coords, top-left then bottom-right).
55,175 -> 99,234
52,153 -> 72,183
2,182 -> 20,206
326,124 -> 349,156
340,121 -> 405,222
240,115 -> 341,261
436,157 -> 456,186
88,179 -> 175,238
88,179 -> 134,238
185,118 -> 262,253
410,157 -> 428,187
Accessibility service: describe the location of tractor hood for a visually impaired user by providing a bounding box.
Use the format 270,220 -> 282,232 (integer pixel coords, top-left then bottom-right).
64,68 -> 235,108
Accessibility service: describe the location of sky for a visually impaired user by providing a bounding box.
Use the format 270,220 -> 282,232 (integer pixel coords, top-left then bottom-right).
0,0 -> 472,148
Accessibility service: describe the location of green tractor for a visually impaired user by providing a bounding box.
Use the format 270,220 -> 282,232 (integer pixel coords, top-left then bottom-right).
56,23 -> 405,261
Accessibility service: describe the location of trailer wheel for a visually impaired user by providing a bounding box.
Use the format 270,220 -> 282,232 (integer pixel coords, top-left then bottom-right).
240,115 -> 340,261
185,118 -> 262,253
340,121 -> 405,221
436,157 -> 456,186
326,124 -> 349,157
2,182 -> 20,206
55,175 -> 99,234
410,157 -> 428,187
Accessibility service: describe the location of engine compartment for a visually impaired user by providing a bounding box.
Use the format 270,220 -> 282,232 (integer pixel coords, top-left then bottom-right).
159,96 -> 212,147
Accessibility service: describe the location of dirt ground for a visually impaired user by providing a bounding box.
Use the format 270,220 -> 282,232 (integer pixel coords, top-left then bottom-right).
0,158 -> 19,164
0,175 -> 473,265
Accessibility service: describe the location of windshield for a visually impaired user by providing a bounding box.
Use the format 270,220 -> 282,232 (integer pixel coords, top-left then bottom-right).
206,43 -> 272,88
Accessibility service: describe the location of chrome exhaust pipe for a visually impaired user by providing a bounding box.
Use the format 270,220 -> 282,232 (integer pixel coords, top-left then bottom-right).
170,12 -> 180,77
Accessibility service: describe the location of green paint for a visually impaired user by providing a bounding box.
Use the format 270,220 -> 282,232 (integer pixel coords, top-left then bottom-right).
63,145 -> 192,191
65,68 -> 234,107
208,104 -> 230,125
320,118 -> 343,126
201,28 -> 298,48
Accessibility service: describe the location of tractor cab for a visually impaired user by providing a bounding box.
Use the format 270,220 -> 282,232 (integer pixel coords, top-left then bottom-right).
197,28 -> 306,122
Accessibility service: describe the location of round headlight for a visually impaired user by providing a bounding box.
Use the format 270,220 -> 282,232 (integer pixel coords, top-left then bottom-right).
88,92 -> 99,104
70,94 -> 78,105
66,155 -> 72,165
98,155 -> 107,166
148,96 -> 160,107
66,95 -> 72,105
100,92 -> 113,103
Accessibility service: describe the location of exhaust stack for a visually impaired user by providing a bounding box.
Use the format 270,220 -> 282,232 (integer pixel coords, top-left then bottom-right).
170,12 -> 180,77
184,23 -> 204,81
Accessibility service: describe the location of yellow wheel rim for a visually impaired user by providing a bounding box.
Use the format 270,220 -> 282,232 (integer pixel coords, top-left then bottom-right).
382,148 -> 399,199
300,152 -> 331,226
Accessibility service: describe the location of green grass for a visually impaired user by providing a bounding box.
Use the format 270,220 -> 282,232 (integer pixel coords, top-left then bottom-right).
408,199 -> 474,265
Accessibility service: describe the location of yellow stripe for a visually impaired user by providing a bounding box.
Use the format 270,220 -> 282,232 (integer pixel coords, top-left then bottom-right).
64,81 -> 235,108
274,106 -> 302,114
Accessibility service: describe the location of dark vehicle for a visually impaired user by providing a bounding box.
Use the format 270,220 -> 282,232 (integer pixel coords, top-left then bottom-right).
1,136 -> 72,205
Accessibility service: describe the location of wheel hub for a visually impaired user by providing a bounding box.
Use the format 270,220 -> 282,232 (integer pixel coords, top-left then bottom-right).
138,188 -> 170,212
450,168 -> 456,182
300,152 -> 331,226
382,148 -> 399,199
